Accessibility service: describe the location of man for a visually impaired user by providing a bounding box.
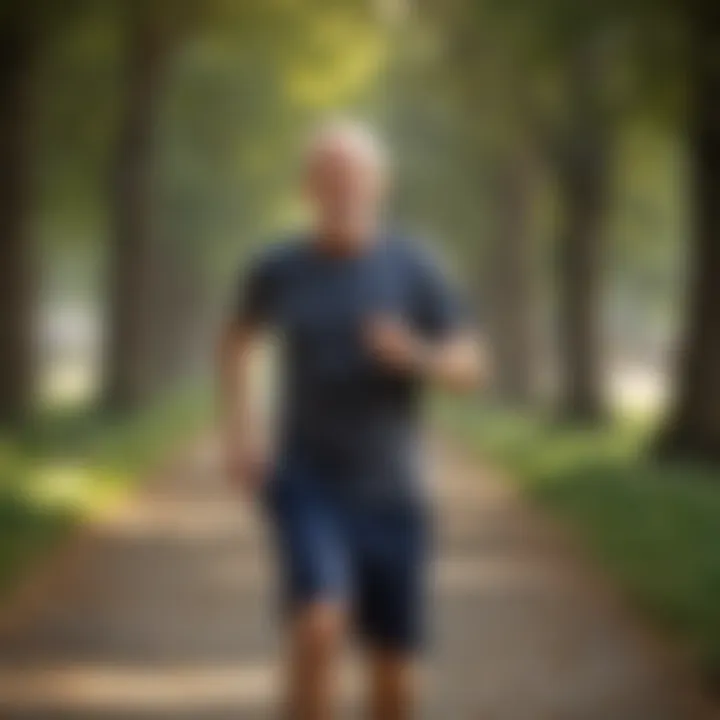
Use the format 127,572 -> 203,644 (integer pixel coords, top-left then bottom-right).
218,120 -> 483,719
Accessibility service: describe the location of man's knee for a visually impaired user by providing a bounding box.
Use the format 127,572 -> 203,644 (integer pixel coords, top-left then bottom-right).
293,601 -> 346,663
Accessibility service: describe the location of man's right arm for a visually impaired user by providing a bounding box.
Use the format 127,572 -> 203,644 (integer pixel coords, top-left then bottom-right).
217,248 -> 280,494
217,321 -> 268,494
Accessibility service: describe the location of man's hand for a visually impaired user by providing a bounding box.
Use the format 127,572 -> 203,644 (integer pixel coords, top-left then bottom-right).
222,432 -> 269,497
364,316 -> 426,375
364,315 -> 485,391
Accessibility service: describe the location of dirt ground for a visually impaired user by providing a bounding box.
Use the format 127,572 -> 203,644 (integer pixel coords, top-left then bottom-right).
0,437 -> 714,719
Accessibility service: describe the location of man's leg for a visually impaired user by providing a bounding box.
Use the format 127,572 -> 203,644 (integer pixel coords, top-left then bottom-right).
287,600 -> 346,720
369,650 -> 417,720
355,502 -> 430,720
264,468 -> 351,720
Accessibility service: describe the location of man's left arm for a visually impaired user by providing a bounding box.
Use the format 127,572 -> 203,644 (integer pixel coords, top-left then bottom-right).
365,244 -> 489,392
365,319 -> 485,391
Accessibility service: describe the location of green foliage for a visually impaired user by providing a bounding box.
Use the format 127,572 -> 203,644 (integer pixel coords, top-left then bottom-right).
35,0 -> 393,302
0,388 -> 210,598
439,399 -> 720,681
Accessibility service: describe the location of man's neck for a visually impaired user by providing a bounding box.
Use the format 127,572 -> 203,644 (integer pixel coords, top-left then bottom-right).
313,224 -> 379,258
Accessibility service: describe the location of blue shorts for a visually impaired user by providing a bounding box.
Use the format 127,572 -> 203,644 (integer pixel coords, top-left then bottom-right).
263,456 -> 431,652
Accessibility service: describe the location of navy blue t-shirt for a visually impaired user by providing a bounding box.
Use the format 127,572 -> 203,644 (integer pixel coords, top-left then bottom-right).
233,233 -> 467,500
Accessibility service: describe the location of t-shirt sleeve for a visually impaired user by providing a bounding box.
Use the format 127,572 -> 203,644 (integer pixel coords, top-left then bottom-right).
410,243 -> 471,339
231,249 -> 280,328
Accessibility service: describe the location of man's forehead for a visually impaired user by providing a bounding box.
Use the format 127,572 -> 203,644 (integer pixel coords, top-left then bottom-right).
306,120 -> 387,171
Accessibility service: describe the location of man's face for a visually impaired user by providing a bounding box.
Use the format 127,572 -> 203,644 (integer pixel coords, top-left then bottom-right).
304,131 -> 386,242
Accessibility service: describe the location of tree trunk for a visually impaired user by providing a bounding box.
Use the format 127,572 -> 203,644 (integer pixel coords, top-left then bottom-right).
0,7 -> 36,426
555,40 -> 611,423
655,8 -> 720,461
104,14 -> 169,413
485,148 -> 539,404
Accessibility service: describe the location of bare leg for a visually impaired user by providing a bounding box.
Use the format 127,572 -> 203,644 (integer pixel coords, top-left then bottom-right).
369,650 -> 417,720
286,601 -> 346,720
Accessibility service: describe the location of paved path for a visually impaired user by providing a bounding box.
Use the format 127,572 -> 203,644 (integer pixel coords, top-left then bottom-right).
0,438 -> 713,719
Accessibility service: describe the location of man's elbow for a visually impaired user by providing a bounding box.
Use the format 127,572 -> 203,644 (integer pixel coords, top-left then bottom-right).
447,358 -> 482,392
217,323 -> 257,375
442,338 -> 489,393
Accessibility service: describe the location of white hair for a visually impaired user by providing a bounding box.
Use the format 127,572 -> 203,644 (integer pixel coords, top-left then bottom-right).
305,118 -> 389,175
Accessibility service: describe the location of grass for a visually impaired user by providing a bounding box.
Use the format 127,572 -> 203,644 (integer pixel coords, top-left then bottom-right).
438,398 -> 720,684
0,388 -> 210,599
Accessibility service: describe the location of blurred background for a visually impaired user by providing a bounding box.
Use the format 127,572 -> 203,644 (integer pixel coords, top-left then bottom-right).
1,0 -> 719,716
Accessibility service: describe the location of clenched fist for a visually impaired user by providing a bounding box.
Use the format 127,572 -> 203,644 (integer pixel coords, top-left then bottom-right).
364,316 -> 428,375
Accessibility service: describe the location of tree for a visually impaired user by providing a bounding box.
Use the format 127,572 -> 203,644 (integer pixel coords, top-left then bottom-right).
553,37 -> 613,422
103,0 -> 390,412
104,3 -> 178,412
656,4 -> 720,461
0,3 -> 38,425
390,0 -> 544,403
